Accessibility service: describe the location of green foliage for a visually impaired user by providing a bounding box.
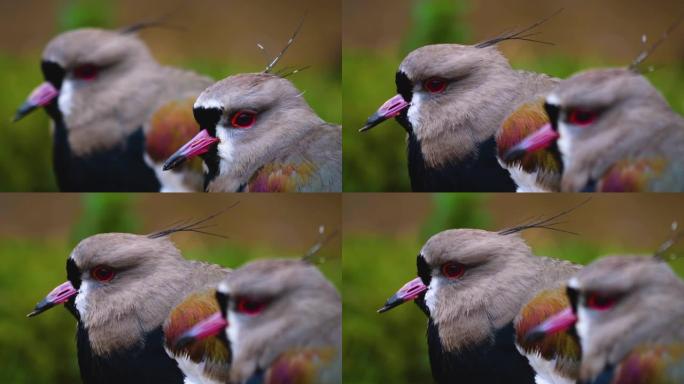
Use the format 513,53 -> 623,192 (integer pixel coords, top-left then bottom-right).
402,0 -> 470,54
420,193 -> 489,241
342,50 -> 411,192
70,194 -> 140,243
58,0 -> 116,31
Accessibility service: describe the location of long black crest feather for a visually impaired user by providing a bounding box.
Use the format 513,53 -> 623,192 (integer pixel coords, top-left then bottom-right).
263,13 -> 306,74
654,221 -> 684,261
628,14 -> 684,73
474,8 -> 562,48
497,198 -> 589,236
147,202 -> 239,239
118,2 -> 187,35
302,226 -> 340,265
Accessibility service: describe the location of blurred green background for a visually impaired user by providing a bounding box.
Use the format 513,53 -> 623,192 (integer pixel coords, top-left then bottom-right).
343,0 -> 684,191
0,0 -> 341,191
343,193 -> 684,383
0,193 -> 341,383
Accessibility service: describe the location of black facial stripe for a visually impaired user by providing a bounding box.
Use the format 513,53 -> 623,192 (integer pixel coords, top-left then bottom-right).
216,290 -> 229,319
544,102 -> 560,131
193,107 -> 223,137
66,258 -> 82,290
395,71 -> 413,103
417,254 -> 431,286
41,60 -> 65,89
566,286 -> 579,313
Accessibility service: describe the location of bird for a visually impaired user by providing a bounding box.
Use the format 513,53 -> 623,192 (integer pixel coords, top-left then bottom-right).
525,253 -> 684,384
503,19 -> 684,192
359,12 -> 561,192
378,211 -> 584,384
162,25 -> 342,193
174,257 -> 342,384
13,24 -> 210,192
27,216 -> 234,384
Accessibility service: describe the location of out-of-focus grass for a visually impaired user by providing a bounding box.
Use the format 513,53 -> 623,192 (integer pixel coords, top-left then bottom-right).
343,49 -> 684,192
343,216 -> 684,384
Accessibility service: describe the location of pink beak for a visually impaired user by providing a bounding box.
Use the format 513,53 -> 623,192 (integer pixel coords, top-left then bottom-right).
173,311 -> 228,349
14,82 -> 60,122
503,123 -> 560,162
378,277 -> 428,313
360,94 -> 410,132
162,129 -> 220,171
27,281 -> 78,318
524,307 -> 577,343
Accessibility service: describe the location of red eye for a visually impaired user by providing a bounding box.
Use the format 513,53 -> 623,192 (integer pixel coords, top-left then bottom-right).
90,265 -> 115,282
566,109 -> 598,126
235,297 -> 267,315
73,64 -> 98,80
441,261 -> 465,279
423,77 -> 447,93
230,110 -> 257,128
585,293 -> 617,311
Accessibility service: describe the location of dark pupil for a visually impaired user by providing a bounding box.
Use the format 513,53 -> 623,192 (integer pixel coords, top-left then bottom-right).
97,268 -> 110,279
243,300 -> 259,310
236,113 -> 252,126
577,112 -> 591,122
445,264 -> 461,276
430,80 -> 441,88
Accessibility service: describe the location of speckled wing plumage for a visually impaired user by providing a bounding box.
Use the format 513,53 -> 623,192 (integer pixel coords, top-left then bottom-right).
248,348 -> 339,384
590,156 -> 684,192
164,289 -> 231,384
515,286 -> 581,381
497,98 -> 562,192
144,66 -> 213,192
590,344 -> 684,384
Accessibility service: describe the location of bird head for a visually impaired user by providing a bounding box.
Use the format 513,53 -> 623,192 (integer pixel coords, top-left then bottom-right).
381,228 -> 543,351
61,232 -> 194,355
363,43 -> 523,166
14,27 -> 162,153
214,258 -> 341,383
163,73 -> 322,190
528,255 -> 684,382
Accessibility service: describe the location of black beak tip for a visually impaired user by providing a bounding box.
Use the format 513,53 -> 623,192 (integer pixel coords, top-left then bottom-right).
377,295 -> 404,314
359,112 -> 386,133
162,156 -> 184,171
13,102 -> 37,123
27,299 -> 54,318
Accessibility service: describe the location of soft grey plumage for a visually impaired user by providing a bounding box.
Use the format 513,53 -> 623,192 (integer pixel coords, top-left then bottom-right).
216,258 -> 341,383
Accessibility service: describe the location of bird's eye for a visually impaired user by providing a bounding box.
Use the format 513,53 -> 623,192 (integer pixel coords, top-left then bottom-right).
584,292 -> 617,311
235,297 -> 267,315
423,77 -> 447,93
90,265 -> 115,282
566,108 -> 598,126
230,110 -> 257,128
441,261 -> 465,279
73,64 -> 98,81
